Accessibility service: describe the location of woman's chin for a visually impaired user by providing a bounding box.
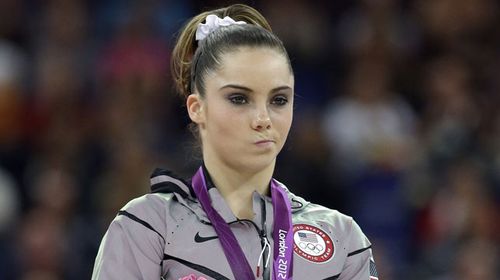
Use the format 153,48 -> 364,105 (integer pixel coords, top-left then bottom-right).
232,156 -> 276,174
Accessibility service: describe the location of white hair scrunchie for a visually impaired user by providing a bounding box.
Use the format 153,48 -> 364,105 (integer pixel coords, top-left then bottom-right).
195,14 -> 246,41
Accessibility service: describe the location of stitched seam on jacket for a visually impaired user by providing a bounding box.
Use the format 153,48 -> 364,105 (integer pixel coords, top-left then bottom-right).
118,210 -> 165,242
163,254 -> 230,280
347,245 -> 372,257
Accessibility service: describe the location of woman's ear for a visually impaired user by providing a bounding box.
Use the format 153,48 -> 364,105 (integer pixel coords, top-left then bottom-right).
186,94 -> 205,124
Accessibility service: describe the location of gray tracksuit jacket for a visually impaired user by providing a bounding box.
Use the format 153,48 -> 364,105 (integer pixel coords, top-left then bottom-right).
92,168 -> 378,280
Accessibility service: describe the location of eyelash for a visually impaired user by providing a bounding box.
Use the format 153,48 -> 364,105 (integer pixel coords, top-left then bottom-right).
227,94 -> 289,106
271,96 -> 288,106
228,95 -> 248,105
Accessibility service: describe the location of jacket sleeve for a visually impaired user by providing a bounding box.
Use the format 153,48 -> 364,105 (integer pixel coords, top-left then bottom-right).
92,195 -> 166,280
338,219 -> 378,280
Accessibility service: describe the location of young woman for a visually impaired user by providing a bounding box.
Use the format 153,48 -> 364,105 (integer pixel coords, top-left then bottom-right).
92,4 -> 378,280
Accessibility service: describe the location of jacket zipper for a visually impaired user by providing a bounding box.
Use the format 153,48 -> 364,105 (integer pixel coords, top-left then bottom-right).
260,197 -> 270,280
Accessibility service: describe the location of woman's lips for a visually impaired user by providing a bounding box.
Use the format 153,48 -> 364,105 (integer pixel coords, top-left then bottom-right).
254,139 -> 275,147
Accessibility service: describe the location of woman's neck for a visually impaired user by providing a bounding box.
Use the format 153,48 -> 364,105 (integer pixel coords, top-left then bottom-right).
203,157 -> 275,220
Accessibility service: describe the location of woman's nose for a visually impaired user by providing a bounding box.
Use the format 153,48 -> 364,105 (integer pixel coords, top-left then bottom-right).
251,108 -> 271,130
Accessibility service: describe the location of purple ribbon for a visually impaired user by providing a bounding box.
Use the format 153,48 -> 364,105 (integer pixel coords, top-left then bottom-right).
270,180 -> 293,280
191,166 -> 293,280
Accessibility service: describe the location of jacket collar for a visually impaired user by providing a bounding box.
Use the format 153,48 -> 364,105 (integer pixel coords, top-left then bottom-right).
149,167 -> 308,223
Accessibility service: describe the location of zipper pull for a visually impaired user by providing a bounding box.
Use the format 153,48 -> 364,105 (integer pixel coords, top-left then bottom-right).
256,236 -> 271,277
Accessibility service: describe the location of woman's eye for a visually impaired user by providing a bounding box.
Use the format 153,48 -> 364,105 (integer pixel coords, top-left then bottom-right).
228,95 -> 248,105
272,96 -> 288,106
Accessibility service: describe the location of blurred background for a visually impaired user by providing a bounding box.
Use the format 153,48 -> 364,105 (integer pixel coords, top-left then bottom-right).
0,0 -> 499,279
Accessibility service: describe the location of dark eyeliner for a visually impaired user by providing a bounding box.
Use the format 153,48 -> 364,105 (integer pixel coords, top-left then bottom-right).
227,94 -> 248,105
271,94 -> 289,106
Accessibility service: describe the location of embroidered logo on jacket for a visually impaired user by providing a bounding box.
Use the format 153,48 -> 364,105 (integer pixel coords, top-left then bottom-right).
194,232 -> 219,243
293,224 -> 334,263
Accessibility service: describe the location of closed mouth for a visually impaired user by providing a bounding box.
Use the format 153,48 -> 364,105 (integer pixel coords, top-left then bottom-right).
254,140 -> 275,144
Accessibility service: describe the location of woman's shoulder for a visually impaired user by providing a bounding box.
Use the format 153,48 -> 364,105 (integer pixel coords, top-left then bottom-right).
290,193 -> 356,233
121,192 -> 176,214
282,185 -> 370,245
279,182 -> 353,223
115,193 -> 176,232
121,167 -> 196,211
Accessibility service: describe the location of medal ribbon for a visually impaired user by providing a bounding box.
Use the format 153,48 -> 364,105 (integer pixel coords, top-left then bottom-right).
191,166 -> 293,280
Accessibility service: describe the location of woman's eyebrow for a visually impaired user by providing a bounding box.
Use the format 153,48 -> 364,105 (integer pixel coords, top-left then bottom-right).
220,84 -> 252,92
271,86 -> 293,93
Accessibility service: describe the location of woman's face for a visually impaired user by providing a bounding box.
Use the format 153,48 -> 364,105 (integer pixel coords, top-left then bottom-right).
188,47 -> 294,173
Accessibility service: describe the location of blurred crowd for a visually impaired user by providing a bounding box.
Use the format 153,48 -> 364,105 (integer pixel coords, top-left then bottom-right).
0,0 -> 499,279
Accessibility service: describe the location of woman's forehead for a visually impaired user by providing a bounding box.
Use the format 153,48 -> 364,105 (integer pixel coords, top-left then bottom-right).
218,46 -> 289,66
207,47 -> 294,88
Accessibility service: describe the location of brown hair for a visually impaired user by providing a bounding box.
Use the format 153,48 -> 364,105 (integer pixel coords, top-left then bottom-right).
171,4 -> 291,98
